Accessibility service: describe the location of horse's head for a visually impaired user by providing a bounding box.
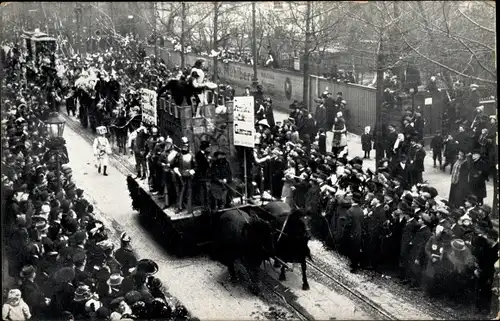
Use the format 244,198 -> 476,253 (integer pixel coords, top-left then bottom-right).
289,209 -> 313,241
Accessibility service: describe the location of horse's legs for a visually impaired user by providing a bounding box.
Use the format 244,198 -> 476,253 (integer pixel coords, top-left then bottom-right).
279,265 -> 286,281
301,261 -> 310,290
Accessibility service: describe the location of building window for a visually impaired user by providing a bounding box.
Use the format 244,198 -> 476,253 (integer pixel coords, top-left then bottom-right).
274,1 -> 283,9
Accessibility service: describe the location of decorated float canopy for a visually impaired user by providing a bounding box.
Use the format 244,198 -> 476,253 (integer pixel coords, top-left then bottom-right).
21,29 -> 57,62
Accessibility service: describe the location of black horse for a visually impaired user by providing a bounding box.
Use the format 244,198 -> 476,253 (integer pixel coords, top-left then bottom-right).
212,207 -> 274,294
263,201 -> 312,290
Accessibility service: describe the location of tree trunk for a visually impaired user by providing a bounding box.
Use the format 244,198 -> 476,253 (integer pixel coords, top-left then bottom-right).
302,1 -> 312,106
251,2 -> 258,87
375,34 -> 385,166
180,2 -> 186,69
213,2 -> 219,82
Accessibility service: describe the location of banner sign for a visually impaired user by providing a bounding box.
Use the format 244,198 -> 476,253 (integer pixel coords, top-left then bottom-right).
233,96 -> 255,148
140,88 -> 158,126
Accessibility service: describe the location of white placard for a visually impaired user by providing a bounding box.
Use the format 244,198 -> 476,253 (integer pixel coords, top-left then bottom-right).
424,97 -> 432,105
233,96 -> 255,148
140,88 -> 158,126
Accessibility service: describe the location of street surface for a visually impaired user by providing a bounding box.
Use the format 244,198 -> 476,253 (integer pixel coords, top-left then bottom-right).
62,115 -> 376,320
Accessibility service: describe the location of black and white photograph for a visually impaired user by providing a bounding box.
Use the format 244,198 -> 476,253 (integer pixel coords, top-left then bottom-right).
1,1 -> 498,320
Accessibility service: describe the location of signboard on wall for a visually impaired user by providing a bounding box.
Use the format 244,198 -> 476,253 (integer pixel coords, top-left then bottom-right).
140,88 -> 158,126
233,96 -> 255,148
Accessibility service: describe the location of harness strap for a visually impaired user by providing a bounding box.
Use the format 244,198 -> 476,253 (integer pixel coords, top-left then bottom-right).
277,213 -> 290,243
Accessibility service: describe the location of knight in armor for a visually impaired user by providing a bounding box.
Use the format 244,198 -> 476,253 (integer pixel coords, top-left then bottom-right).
158,137 -> 179,209
92,126 -> 112,176
195,141 -> 211,210
173,137 -> 196,213
145,127 -> 159,192
128,124 -> 148,179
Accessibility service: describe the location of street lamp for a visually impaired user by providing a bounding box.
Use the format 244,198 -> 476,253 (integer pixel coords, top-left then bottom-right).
44,112 -> 66,192
44,112 -> 66,138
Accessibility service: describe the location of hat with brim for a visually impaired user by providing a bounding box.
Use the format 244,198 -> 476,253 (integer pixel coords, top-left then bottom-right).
135,259 -> 159,275
257,119 -> 270,128
451,239 -> 466,252
20,265 -> 36,278
53,267 -> 76,284
74,284 -> 92,302
107,274 -> 124,287
125,291 -> 143,305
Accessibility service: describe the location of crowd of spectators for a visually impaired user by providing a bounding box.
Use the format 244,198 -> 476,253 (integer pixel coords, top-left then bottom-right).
248,86 -> 498,316
1,45 -> 194,320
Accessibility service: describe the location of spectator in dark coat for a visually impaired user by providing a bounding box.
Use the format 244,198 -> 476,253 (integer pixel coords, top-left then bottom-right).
442,134 -> 459,173
468,152 -> 489,205
413,113 -> 425,142
455,125 -> 472,154
408,140 -> 426,185
298,110 -> 316,140
264,99 -> 275,128
114,233 -> 138,276
385,125 -> 398,160
448,151 -> 470,208
346,192 -> 365,273
430,132 -> 444,168
392,155 -> 412,191
19,265 -> 50,317
408,217 -> 432,288
361,126 -> 373,159
324,93 -> 336,129
314,100 -> 327,131
318,129 -> 326,155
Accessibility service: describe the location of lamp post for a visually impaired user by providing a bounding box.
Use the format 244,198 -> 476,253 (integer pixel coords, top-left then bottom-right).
44,112 -> 66,192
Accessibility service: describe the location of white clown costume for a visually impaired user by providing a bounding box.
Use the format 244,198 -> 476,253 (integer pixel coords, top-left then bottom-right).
93,126 -> 112,175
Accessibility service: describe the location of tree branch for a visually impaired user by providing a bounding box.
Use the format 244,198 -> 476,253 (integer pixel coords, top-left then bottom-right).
400,33 -> 496,84
458,8 -> 495,33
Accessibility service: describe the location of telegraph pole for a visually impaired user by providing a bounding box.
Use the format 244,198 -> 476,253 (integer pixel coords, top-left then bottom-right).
180,2 -> 186,69
213,1 -> 219,81
302,1 -> 312,106
251,2 -> 258,88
